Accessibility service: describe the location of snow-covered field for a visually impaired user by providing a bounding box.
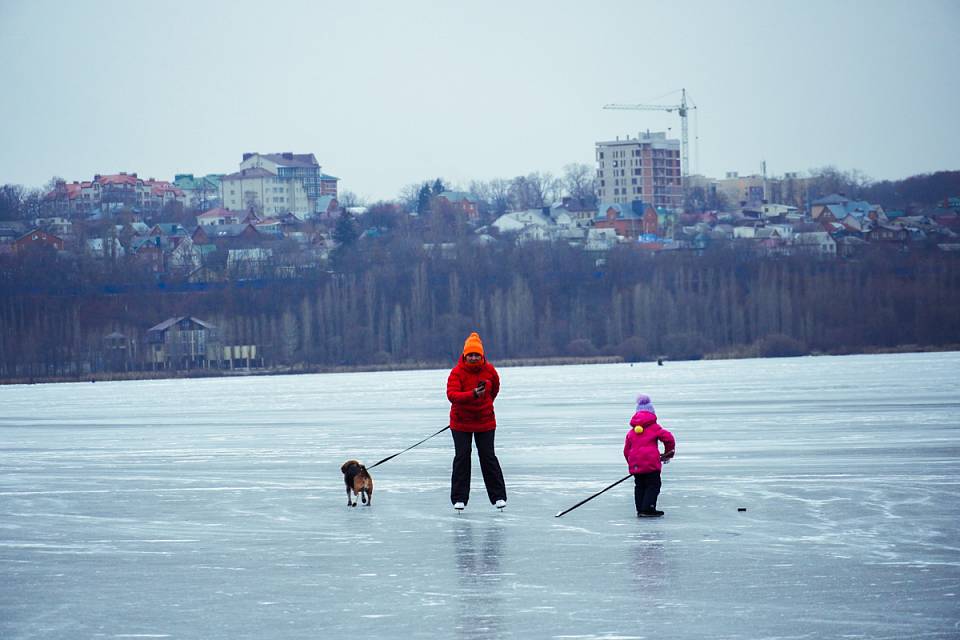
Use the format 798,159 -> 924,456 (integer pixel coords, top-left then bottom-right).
1,352 -> 958,639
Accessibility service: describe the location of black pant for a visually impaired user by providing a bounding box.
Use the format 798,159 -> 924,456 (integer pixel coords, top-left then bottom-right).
451,429 -> 506,505
633,471 -> 662,512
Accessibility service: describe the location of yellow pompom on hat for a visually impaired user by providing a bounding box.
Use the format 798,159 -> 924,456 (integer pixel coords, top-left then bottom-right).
462,332 -> 484,356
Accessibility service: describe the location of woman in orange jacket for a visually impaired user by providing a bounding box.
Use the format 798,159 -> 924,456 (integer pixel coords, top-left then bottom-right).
446,332 -> 506,511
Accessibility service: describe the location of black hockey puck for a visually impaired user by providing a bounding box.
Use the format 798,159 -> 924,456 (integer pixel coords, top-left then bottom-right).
737,508 -> 747,512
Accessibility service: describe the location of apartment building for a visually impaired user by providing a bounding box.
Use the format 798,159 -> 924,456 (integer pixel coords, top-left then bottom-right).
220,167 -> 310,218
715,172 -> 767,208
45,173 -> 186,215
225,152 -> 338,219
595,131 -> 682,210
715,171 -> 811,209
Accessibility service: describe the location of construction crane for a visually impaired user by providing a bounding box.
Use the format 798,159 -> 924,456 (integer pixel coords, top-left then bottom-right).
603,88 -> 697,183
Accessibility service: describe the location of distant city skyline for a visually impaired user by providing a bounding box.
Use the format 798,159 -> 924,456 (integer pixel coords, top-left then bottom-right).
1,0 -> 958,202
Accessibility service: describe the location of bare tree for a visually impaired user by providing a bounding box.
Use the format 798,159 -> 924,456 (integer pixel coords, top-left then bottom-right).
561,163 -> 597,203
806,166 -> 871,200
194,177 -> 214,212
469,178 -> 511,218
41,176 -> 69,217
509,172 -> 560,210
397,183 -> 422,212
532,171 -> 562,206
0,184 -> 26,220
42,176 -> 65,194
338,190 -> 363,209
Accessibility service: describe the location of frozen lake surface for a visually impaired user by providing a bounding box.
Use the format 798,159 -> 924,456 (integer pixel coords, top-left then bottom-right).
1,352 -> 959,639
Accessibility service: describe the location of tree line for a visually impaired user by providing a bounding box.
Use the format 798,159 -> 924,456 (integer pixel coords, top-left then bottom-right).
2,240 -> 958,379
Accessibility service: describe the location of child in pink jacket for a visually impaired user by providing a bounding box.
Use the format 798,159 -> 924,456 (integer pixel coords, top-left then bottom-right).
624,394 -> 676,517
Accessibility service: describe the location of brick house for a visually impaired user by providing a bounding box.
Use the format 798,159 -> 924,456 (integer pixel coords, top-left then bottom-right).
594,201 -> 659,239
14,229 -> 65,252
434,191 -> 480,220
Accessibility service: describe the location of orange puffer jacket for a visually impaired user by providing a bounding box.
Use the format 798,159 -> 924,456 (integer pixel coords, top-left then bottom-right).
446,355 -> 500,432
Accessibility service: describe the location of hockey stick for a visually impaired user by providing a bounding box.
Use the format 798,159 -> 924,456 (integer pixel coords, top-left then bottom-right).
367,425 -> 451,470
554,474 -> 633,518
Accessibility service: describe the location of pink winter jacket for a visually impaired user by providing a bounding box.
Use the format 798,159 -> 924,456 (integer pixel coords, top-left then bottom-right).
623,410 -> 676,474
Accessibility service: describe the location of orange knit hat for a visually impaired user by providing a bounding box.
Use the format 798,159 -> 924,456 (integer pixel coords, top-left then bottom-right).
462,332 -> 484,356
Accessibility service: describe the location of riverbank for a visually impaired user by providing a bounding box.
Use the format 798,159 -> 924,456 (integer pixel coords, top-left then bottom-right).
0,355 -> 626,386
704,342 -> 960,360
3,345 -> 958,386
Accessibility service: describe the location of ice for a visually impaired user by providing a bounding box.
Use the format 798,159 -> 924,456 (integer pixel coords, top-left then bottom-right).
1,352 -> 959,638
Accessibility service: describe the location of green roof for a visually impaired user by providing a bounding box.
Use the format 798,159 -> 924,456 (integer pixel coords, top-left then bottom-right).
438,190 -> 478,202
174,174 -> 223,190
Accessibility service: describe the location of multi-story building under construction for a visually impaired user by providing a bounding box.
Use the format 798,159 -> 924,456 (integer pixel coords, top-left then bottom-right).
595,131 -> 682,210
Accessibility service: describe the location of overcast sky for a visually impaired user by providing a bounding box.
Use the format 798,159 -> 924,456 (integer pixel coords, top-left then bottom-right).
1,0 -> 957,202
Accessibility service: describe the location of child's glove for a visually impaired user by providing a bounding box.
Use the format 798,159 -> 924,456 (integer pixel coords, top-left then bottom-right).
660,450 -> 675,463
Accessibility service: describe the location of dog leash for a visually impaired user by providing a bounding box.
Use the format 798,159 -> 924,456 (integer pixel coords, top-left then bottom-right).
367,425 -> 451,469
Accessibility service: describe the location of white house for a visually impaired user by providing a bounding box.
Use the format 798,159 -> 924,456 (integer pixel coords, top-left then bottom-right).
35,216 -> 72,236
169,237 -> 204,272
491,209 -> 564,245
196,207 -> 245,226
86,237 -> 125,259
794,231 -> 837,255
585,227 -> 619,251
552,202 -> 595,228
227,247 -> 273,277
760,203 -> 798,219
765,223 -> 795,240
492,209 -> 555,233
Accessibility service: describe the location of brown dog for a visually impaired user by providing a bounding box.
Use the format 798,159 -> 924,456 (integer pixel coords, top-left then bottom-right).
340,460 -> 374,507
